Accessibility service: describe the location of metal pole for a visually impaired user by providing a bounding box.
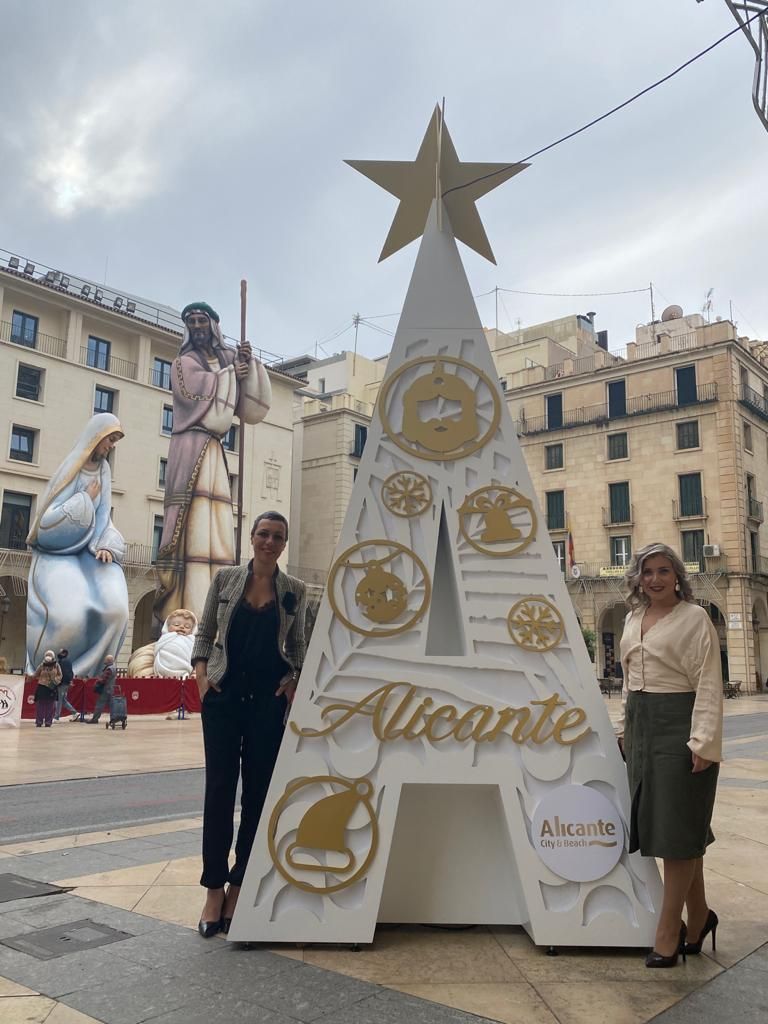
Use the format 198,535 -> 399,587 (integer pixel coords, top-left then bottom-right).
649,282 -> 656,326
235,280 -> 247,563
352,314 -> 360,376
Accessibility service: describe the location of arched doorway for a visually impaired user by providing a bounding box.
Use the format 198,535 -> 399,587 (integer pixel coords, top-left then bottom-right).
597,602 -> 627,680
132,591 -> 156,652
0,575 -> 27,672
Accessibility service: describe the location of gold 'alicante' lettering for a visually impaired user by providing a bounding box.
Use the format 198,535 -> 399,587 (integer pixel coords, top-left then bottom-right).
290,682 -> 589,748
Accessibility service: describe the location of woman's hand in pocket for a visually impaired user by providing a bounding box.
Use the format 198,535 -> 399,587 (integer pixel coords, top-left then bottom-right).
275,673 -> 297,703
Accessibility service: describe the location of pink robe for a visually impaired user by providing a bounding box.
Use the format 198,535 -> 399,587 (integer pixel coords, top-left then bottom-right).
154,345 -> 270,624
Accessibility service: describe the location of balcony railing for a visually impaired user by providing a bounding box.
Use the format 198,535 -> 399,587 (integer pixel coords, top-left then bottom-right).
748,496 -> 764,524
1,320 -> 67,359
517,382 -> 718,435
739,384 -> 768,422
602,504 -> 633,526
149,366 -> 173,390
571,555 -> 728,579
79,347 -> 138,381
673,497 -> 708,520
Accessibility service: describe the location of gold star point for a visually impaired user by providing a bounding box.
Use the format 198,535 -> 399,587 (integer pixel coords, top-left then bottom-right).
346,106 -> 528,263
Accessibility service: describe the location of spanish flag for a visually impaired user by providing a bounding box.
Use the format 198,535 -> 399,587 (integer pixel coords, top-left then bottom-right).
567,517 -> 575,570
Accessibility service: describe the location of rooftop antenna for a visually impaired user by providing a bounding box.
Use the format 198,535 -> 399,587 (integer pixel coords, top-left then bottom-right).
702,287 -> 714,322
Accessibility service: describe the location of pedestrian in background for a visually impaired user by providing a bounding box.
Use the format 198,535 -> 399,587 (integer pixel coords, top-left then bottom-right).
88,655 -> 116,724
618,542 -> 722,969
33,651 -> 61,728
55,648 -> 78,722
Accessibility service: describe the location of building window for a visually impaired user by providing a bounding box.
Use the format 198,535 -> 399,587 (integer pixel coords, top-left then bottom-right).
318,377 -> 326,393
94,386 -> 115,414
11,310 -> 38,347
675,365 -> 697,406
681,529 -> 704,567
352,423 -> 368,458
223,425 -> 239,451
608,482 -> 631,524
546,490 -> 565,531
552,540 -> 566,574
151,516 -> 164,563
607,432 -> 628,460
158,458 -> 167,489
678,473 -> 703,517
10,425 -> 36,463
0,491 -> 33,549
15,365 -> 43,402
744,421 -> 753,452
546,393 -> 563,430
676,420 -> 699,450
740,365 -> 749,390
152,357 -> 172,390
161,405 -> 173,434
229,473 -> 238,499
607,379 -> 626,418
86,336 -> 111,371
610,535 -> 632,567
545,443 -> 564,470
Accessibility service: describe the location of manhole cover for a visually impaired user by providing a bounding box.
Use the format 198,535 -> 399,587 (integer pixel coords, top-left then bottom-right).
0,874 -> 64,903
1,918 -> 133,960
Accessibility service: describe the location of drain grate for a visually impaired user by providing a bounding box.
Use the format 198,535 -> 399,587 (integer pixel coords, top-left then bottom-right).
0,874 -> 64,903
1,918 -> 133,960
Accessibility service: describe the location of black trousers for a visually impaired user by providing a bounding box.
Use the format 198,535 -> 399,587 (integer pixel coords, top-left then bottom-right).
200,686 -> 286,889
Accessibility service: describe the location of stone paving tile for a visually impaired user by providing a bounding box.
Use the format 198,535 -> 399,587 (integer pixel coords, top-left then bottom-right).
0,994 -> 57,1023
110,924 -> 229,967
0,944 -> 146,998
164,944 -> 301,989
1,896 -> 165,938
59,971 -> 215,1024
228,961 -> 378,1022
8,849 -> 146,882
649,961 -> 768,1024
318,989 -> 502,1024
146,991 -> 297,1024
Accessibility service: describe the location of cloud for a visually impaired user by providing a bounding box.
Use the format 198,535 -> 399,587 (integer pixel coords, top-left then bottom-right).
26,58 -> 191,216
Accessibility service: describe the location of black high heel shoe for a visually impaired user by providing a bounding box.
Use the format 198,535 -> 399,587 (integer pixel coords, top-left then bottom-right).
645,923 -> 687,969
685,910 -> 718,955
197,918 -> 222,939
220,917 -> 232,935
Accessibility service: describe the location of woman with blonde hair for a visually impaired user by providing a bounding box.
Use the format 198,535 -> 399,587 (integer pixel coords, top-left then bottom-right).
619,542 -> 722,968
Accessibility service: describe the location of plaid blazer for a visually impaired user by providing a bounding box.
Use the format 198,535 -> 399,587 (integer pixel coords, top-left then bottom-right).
191,564 -> 307,688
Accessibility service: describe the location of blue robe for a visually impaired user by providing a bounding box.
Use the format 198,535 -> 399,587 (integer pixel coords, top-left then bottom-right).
26,464 -> 128,678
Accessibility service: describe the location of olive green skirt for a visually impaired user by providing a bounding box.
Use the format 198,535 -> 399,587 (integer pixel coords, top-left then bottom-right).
625,690 -> 718,859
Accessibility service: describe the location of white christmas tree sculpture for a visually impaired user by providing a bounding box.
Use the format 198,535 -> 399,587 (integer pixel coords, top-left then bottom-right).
230,108 -> 662,947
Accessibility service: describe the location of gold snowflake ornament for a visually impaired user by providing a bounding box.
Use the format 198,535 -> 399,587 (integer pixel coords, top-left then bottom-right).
381,471 -> 433,517
507,597 -> 565,653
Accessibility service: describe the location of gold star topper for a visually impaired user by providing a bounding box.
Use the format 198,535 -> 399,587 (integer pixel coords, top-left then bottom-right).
346,105 -> 528,263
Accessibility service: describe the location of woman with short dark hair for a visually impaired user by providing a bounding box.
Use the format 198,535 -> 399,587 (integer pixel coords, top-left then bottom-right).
619,542 -> 722,967
192,511 -> 306,937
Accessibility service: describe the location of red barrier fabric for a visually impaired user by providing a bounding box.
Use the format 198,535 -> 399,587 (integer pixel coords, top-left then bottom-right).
20,677 -> 201,718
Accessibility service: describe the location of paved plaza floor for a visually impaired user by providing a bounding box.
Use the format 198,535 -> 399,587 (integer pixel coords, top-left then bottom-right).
1,696 -> 766,1024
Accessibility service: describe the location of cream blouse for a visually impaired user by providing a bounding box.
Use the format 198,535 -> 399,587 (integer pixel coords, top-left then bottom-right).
617,600 -> 723,762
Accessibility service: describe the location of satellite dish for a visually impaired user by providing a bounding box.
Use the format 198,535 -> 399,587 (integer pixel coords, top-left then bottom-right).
570,565 -> 582,579
661,305 -> 683,322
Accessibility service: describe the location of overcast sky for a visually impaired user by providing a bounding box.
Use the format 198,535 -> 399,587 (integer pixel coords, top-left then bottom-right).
2,1 -> 766,361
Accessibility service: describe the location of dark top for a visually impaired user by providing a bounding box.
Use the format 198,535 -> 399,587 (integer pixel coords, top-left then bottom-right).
34,682 -> 57,702
223,598 -> 290,699
58,656 -> 73,686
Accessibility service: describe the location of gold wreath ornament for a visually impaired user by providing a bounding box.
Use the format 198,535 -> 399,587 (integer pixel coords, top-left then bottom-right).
379,355 -> 501,462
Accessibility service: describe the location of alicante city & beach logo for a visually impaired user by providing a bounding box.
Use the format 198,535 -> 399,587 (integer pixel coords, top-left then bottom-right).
531,784 -> 624,882
0,683 -> 19,721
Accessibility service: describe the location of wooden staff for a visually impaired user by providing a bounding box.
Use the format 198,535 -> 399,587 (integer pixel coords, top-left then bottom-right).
235,279 -> 247,562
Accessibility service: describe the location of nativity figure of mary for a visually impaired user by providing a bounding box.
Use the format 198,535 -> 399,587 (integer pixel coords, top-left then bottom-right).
25,413 -> 129,678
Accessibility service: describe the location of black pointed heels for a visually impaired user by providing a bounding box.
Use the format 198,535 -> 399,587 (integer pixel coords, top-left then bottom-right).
645,922 -> 687,969
685,909 -> 719,955
197,918 -> 222,939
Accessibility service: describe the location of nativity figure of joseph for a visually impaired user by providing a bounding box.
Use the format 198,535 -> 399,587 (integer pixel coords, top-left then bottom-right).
153,301 -> 271,625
